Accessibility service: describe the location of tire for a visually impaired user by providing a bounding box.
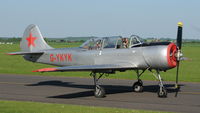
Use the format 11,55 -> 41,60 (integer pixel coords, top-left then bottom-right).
157,87 -> 167,98
94,85 -> 105,98
132,82 -> 143,92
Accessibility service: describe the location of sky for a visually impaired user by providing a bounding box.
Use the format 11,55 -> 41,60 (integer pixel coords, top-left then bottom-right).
0,0 -> 199,39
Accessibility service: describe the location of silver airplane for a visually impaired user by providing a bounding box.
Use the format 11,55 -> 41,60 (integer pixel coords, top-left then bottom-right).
8,22 -> 184,98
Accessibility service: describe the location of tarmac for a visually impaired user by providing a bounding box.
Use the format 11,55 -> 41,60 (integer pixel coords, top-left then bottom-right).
0,74 -> 200,113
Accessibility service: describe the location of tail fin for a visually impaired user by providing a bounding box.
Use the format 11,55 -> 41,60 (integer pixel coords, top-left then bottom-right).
20,24 -> 53,52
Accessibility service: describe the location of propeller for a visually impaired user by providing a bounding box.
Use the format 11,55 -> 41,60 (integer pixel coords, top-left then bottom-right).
176,22 -> 183,50
175,22 -> 183,97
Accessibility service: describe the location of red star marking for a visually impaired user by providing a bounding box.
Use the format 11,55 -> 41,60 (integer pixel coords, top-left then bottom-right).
26,33 -> 37,47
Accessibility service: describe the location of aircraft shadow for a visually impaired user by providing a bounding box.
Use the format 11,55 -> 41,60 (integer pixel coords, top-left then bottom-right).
27,80 -> 184,99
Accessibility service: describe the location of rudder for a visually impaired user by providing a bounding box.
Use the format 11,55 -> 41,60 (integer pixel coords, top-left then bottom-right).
20,24 -> 53,52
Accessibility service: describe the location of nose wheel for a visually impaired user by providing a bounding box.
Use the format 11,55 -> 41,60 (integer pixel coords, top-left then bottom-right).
157,86 -> 167,97
150,70 -> 168,98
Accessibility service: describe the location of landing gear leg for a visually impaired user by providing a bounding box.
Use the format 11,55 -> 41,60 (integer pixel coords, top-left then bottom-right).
132,70 -> 145,92
150,70 -> 167,98
91,72 -> 105,98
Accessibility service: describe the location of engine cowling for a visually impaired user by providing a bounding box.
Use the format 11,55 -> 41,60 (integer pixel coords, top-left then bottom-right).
167,43 -> 177,68
142,43 -> 177,70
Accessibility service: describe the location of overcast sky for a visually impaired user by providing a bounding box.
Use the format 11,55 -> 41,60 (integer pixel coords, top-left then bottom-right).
0,0 -> 199,39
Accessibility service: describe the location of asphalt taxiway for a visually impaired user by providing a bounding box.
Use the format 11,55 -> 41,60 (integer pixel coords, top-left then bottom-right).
0,74 -> 200,113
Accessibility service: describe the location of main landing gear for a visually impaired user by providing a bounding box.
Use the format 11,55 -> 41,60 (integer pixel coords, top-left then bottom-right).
91,72 -> 106,98
90,69 -> 167,98
132,70 -> 145,92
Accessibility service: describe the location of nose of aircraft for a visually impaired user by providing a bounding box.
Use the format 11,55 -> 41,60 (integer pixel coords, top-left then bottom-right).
167,43 -> 177,68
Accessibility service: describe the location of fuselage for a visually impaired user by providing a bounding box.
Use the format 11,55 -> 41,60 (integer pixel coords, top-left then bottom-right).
24,42 -> 177,71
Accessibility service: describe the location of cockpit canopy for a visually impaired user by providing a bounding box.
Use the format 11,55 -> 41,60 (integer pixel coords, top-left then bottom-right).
80,35 -> 144,50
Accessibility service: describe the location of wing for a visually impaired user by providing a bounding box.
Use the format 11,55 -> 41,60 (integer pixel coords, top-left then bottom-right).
33,63 -> 136,72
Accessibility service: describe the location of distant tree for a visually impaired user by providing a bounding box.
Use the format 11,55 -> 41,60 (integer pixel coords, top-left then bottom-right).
60,40 -> 66,42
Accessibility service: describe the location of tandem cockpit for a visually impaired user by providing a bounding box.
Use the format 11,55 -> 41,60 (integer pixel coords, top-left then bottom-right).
80,35 -> 144,50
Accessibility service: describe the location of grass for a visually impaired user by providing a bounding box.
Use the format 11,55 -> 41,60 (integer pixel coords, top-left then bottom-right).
0,100 -> 172,113
0,42 -> 200,82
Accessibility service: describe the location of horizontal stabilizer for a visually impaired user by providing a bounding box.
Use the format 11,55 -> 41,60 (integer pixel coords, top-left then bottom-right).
33,63 -> 136,72
7,51 -> 44,55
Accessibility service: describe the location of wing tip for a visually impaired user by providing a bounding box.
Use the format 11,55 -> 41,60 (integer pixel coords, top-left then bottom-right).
32,68 -> 57,72
6,53 -> 16,55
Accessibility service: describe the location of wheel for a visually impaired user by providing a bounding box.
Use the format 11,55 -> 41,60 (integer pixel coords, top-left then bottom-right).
132,81 -> 143,92
94,85 -> 105,98
157,87 -> 167,98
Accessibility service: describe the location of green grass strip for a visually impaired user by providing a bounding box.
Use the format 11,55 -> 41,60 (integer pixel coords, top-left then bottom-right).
0,100 -> 172,113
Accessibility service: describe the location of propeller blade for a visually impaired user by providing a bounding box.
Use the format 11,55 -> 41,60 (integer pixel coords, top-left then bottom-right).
177,22 -> 183,50
175,84 -> 180,97
180,57 -> 192,61
175,61 -> 180,97
175,22 -> 183,97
